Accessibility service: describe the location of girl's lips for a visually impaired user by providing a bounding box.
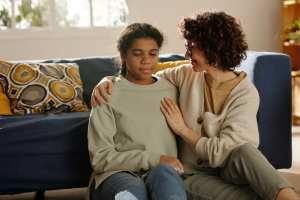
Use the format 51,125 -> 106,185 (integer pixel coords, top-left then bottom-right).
140,69 -> 153,74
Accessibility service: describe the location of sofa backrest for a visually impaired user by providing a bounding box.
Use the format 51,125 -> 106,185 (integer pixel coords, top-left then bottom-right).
45,54 -> 185,108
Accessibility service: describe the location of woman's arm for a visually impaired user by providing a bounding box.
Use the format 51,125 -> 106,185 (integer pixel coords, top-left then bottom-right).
155,65 -> 184,87
161,87 -> 260,168
91,65 -> 188,107
90,69 -> 180,107
195,90 -> 260,167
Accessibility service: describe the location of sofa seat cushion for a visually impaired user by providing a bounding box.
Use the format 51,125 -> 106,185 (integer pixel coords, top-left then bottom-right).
0,112 -> 90,153
0,112 -> 92,193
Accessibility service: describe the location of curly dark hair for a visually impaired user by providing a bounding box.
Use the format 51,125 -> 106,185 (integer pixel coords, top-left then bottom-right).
179,12 -> 248,70
117,23 -> 164,75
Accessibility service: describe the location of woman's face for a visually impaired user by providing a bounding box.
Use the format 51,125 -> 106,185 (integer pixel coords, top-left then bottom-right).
185,41 -> 210,72
123,37 -> 159,85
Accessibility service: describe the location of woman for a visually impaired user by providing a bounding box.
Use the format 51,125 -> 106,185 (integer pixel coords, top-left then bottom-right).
91,12 -> 300,200
88,23 -> 187,200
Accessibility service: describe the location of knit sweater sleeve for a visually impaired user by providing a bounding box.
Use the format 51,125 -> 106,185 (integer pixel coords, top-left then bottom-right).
155,65 -> 188,87
88,105 -> 161,173
195,85 -> 260,167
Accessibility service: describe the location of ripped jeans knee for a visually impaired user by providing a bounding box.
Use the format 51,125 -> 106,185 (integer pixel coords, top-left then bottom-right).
115,190 -> 138,200
90,172 -> 148,200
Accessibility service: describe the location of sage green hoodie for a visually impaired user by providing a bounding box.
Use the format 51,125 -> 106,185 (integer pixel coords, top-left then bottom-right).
88,76 -> 178,188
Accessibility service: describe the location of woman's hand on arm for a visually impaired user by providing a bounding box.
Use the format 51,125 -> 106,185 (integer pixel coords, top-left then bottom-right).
160,97 -> 201,148
90,76 -> 114,107
159,155 -> 184,174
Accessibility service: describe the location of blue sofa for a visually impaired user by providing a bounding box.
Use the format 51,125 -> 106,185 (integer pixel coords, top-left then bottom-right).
0,52 -> 292,197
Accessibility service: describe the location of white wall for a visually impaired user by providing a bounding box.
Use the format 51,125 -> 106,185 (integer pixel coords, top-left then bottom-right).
0,0 -> 282,60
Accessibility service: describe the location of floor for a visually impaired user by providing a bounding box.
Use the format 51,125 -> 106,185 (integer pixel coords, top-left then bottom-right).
279,127 -> 300,195
290,127 -> 300,174
0,188 -> 86,200
1,130 -> 299,200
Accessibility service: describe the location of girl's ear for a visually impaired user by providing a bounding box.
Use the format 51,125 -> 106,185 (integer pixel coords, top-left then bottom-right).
120,53 -> 126,64
120,53 -> 127,76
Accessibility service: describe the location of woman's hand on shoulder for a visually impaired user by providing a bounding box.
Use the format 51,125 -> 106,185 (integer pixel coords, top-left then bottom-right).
160,97 -> 201,148
91,77 -> 114,107
159,155 -> 184,174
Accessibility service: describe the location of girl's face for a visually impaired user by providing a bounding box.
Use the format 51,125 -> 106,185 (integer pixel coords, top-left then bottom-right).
123,37 -> 159,85
185,41 -> 210,72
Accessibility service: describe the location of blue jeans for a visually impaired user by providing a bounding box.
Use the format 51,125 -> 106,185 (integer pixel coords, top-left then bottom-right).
91,164 -> 187,200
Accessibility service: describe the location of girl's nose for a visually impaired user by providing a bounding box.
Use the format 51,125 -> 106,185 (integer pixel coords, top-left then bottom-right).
141,56 -> 151,64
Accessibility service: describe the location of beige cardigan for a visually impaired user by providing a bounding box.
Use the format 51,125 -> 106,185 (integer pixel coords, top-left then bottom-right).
157,64 -> 260,170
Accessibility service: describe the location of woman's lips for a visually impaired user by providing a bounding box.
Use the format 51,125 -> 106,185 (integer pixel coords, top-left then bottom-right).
191,59 -> 197,66
191,60 -> 202,72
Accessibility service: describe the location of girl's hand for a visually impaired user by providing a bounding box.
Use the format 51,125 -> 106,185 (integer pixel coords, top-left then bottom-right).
159,155 -> 184,174
160,97 -> 188,136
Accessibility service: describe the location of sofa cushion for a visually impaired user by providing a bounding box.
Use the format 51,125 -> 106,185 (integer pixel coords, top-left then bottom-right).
0,60 -> 88,115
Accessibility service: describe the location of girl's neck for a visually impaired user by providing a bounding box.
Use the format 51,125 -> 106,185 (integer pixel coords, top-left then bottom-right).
125,74 -> 155,85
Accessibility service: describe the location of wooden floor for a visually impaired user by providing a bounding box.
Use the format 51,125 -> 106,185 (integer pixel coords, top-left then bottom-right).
0,188 -> 86,200
279,128 -> 300,195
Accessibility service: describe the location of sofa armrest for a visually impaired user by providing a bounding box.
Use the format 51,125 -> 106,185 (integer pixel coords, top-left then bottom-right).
241,51 -> 292,169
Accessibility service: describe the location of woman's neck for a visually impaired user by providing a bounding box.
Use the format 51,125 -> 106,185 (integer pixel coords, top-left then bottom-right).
205,67 -> 236,83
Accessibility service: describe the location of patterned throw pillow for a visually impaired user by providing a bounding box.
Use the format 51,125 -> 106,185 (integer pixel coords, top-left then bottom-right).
0,81 -> 12,115
0,60 -> 89,115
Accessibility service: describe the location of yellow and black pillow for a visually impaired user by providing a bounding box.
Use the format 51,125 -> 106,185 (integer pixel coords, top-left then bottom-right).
0,80 -> 12,116
0,60 -> 88,115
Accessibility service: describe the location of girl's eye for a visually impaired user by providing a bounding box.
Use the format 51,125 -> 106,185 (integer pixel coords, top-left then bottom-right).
133,53 -> 142,56
150,53 -> 158,56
